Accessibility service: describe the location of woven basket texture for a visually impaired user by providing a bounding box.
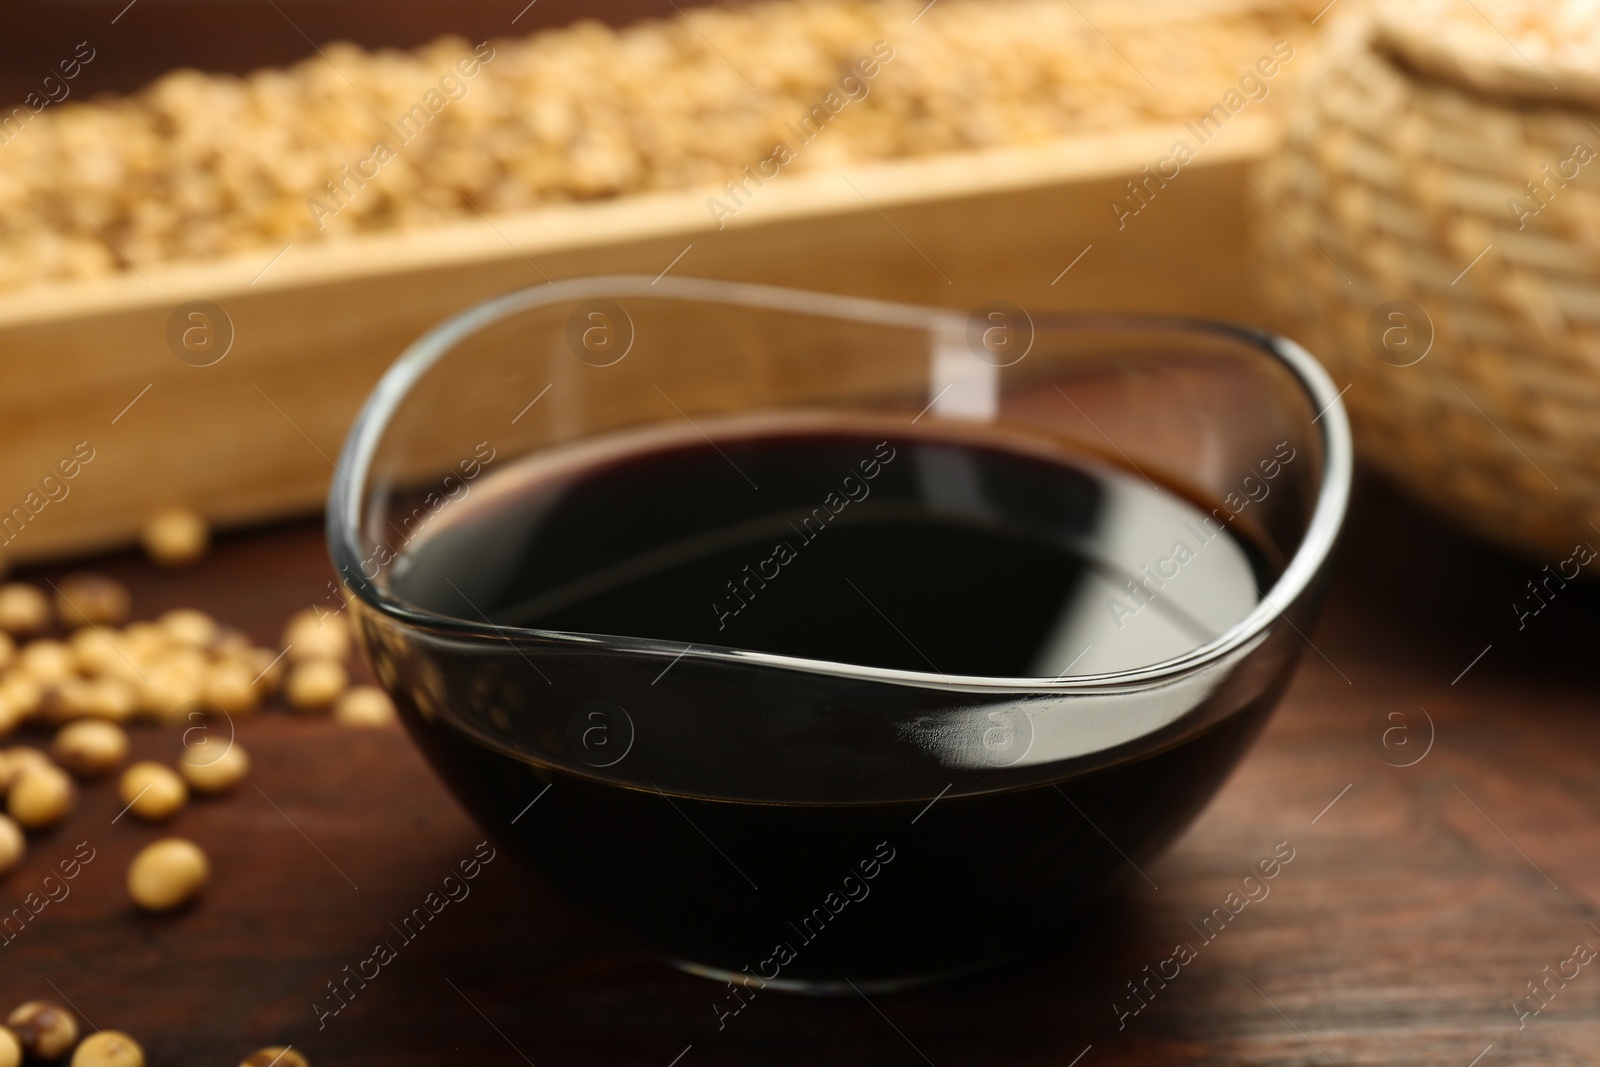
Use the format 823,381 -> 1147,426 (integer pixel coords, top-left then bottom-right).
1255,10 -> 1600,561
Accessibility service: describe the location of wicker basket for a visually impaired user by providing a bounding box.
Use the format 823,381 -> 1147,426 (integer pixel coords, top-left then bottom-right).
1255,1 -> 1600,561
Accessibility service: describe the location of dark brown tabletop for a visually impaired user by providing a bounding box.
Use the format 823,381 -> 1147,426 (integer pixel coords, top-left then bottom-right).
4,472 -> 1598,1066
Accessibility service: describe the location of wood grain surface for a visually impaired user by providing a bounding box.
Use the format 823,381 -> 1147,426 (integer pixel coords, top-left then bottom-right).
3,472 -> 1598,1066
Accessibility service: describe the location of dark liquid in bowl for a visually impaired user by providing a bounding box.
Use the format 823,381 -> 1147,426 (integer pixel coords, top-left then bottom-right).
376,424 -> 1289,987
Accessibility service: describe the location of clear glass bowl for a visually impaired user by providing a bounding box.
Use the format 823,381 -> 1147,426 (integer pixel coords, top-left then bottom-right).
328,276 -> 1351,993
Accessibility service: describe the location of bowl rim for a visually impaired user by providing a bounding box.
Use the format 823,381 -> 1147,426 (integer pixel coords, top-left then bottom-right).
328,274 -> 1352,693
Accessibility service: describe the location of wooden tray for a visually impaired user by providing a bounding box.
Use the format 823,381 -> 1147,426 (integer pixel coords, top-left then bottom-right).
0,116 -> 1279,562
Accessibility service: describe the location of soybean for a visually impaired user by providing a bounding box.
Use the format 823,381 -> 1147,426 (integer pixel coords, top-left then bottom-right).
52,720 -> 129,778
68,627 -> 122,675
72,1031 -> 144,1067
179,740 -> 250,795
51,677 -> 138,724
118,761 -> 187,821
127,837 -> 209,912
6,1002 -> 77,1061
3,747 -> 51,779
0,586 -> 49,636
203,660 -> 261,717
142,508 -> 210,568
243,647 -> 285,695
286,658 -> 347,711
137,662 -> 204,722
7,764 -> 75,830
19,640 -> 75,686
0,674 -> 41,722
158,608 -> 219,648
54,573 -> 131,628
335,686 -> 397,727
120,622 -> 171,662
283,609 -> 350,663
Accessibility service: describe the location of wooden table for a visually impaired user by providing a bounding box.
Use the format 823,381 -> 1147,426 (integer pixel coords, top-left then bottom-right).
4,473 -> 1598,1066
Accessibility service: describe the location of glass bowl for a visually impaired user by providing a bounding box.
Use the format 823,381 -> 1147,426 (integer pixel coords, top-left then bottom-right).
327,276 -> 1351,993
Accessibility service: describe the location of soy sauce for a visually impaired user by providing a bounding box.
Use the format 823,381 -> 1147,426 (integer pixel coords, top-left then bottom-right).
373,421 -> 1288,987
391,424 -> 1273,679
